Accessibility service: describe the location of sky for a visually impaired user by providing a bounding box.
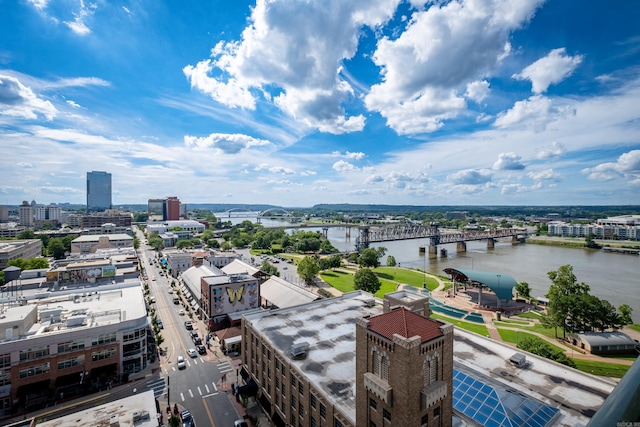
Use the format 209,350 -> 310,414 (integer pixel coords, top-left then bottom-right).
1,0 -> 639,208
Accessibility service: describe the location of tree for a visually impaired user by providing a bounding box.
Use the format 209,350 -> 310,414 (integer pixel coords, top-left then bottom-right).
17,229 -> 36,240
542,265 -> 591,338
176,240 -> 194,249
354,268 -> 381,295
386,255 -> 396,267
514,282 -> 531,300
148,236 -> 164,251
220,241 -> 232,251
47,238 -> 66,259
358,247 -> 386,268
297,256 -> 320,286
133,237 -> 140,249
260,260 -> 280,277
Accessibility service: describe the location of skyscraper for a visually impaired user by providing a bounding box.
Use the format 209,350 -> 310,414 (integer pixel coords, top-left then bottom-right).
86,171 -> 112,213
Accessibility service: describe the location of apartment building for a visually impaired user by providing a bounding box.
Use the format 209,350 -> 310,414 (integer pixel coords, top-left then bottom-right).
240,290 -> 454,427
0,281 -> 150,415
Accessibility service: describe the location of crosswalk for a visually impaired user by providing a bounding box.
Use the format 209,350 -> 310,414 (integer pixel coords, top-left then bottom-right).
146,360 -> 235,401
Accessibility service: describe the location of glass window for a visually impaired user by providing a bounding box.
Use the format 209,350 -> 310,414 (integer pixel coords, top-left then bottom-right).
370,398 -> 377,410
311,394 -> 317,409
383,409 -> 391,422
320,403 -> 326,420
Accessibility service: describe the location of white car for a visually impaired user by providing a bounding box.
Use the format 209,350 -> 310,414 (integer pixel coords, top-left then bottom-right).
177,356 -> 186,370
187,348 -> 197,358
178,309 -> 185,315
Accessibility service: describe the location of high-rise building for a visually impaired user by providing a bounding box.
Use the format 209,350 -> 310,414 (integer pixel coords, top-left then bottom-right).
86,171 -> 112,213
0,206 -> 8,223
147,196 -> 182,221
166,196 -> 181,220
18,201 -> 33,227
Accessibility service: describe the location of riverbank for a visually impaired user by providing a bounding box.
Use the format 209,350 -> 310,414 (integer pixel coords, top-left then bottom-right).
527,235 -> 640,250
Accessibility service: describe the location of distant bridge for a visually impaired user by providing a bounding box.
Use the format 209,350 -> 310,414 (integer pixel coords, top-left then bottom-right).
356,223 -> 527,256
222,208 -> 303,223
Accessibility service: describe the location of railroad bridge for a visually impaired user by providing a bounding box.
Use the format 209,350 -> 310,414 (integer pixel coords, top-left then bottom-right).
355,222 -> 527,257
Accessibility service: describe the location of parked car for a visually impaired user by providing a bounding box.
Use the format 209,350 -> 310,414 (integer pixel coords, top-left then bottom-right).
157,318 -> 163,329
178,309 -> 185,316
193,337 -> 202,345
234,420 -> 248,427
187,348 -> 198,358
185,321 -> 193,330
177,356 -> 186,370
196,344 -> 207,355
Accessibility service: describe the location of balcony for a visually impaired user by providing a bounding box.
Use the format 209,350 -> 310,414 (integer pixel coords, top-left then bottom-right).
364,372 -> 392,404
421,381 -> 447,410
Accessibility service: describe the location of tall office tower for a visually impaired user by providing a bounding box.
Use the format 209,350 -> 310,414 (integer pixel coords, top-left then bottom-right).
18,201 -> 33,227
86,171 -> 112,213
147,199 -> 165,221
165,196 -> 181,220
0,206 -> 8,223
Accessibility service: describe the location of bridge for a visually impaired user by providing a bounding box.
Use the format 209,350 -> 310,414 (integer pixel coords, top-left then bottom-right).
221,208 -> 302,223
355,222 -> 527,257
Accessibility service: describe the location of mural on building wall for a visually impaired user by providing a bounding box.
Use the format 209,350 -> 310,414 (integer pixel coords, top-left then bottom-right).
226,286 -> 244,304
247,283 -> 258,308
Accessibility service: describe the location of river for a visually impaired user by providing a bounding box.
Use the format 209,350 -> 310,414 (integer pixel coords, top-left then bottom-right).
216,215 -> 640,322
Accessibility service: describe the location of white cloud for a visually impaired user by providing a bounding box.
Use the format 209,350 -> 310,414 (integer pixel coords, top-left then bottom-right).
184,133 -> 270,154
333,150 -> 365,160
528,168 -> 560,181
535,141 -> 565,159
493,152 -> 525,170
582,150 -> 640,182
494,95 -> 573,130
364,170 -> 431,190
184,0 -> 399,134
66,100 -> 81,108
365,0 -> 544,134
465,80 -> 490,103
333,160 -> 358,172
447,169 -> 492,185
63,1 -> 96,36
0,74 -> 57,120
268,166 -> 296,175
513,48 -> 583,93
27,0 -> 49,10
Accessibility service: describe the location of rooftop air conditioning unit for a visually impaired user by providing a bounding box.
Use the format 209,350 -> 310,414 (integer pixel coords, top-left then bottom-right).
363,298 -> 375,307
290,341 -> 310,359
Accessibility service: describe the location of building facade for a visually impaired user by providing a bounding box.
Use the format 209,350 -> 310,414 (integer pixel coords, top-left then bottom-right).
86,171 -> 112,213
0,283 -> 149,415
18,201 -> 33,227
0,239 -> 42,269
70,234 -> 134,254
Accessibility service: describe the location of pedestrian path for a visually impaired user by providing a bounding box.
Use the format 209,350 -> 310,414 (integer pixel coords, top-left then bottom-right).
145,377 -> 167,398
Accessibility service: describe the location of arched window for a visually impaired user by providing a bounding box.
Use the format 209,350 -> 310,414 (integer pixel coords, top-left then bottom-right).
380,355 -> 389,380
423,354 -> 438,386
372,348 -> 381,375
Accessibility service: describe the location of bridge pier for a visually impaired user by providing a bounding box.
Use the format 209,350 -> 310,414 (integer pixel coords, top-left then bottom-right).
456,241 -> 467,253
429,246 -> 438,259
322,227 -> 328,239
487,238 -> 495,249
511,235 -> 519,245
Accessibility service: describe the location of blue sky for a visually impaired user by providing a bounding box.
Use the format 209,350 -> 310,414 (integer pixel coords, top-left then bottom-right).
1,0 -> 639,207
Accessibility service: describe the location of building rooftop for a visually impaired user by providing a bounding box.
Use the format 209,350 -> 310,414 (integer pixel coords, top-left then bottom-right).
37,389 -> 158,427
244,291 -> 380,421
260,275 -> 317,308
245,291 -> 617,426
367,306 -> 444,342
72,233 -> 133,242
221,259 -> 260,276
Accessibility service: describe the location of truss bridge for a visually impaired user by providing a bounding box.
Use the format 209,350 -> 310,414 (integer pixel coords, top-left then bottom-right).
356,223 -> 527,257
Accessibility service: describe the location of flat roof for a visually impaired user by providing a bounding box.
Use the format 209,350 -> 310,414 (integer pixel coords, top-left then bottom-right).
38,390 -> 158,427
72,233 -> 133,242
244,291 -> 380,421
260,276 -> 317,308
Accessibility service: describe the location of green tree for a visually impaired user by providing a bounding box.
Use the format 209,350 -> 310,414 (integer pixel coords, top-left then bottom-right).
618,304 -> 633,327
168,414 -> 180,427
358,248 -> 384,268
133,237 -> 140,249
354,268 -> 381,295
17,229 -> 36,239
297,256 -> 320,286
542,265 -> 590,338
386,255 -> 396,267
220,241 -> 232,251
176,240 -> 194,249
148,236 -> 164,251
27,258 -> 49,269
47,238 -> 66,259
260,260 -> 280,277
515,282 -> 531,300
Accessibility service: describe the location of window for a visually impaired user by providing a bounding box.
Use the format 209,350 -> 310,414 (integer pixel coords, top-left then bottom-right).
58,339 -> 85,353
92,348 -> 116,361
310,394 -> 317,409
19,362 -> 50,378
424,355 -> 438,386
58,355 -> 85,370
383,409 -> 391,423
275,377 -> 280,390
291,413 -> 296,424
311,418 -> 317,427
320,403 -> 326,420
291,375 -> 297,387
292,395 -> 297,408
434,407 -> 440,418
370,422 -> 377,427
123,327 -> 146,342
421,414 -> 429,426
19,346 -> 49,361
275,358 -> 280,371
92,332 -> 116,346
299,381 -> 304,395
370,398 -> 377,410
299,402 -> 304,415
335,419 -> 343,427
275,394 -> 280,408
0,354 -> 10,369
381,355 -> 389,380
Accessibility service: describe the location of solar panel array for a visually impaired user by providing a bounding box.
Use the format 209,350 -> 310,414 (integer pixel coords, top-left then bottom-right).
453,369 -> 560,427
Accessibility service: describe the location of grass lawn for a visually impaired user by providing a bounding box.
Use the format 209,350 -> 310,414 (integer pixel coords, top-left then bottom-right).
319,270 -> 398,298
571,359 -> 631,378
373,267 -> 441,291
515,310 -> 544,320
496,329 -> 571,354
430,313 -> 489,336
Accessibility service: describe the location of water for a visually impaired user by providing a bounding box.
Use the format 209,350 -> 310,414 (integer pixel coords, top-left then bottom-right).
215,215 -> 640,322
